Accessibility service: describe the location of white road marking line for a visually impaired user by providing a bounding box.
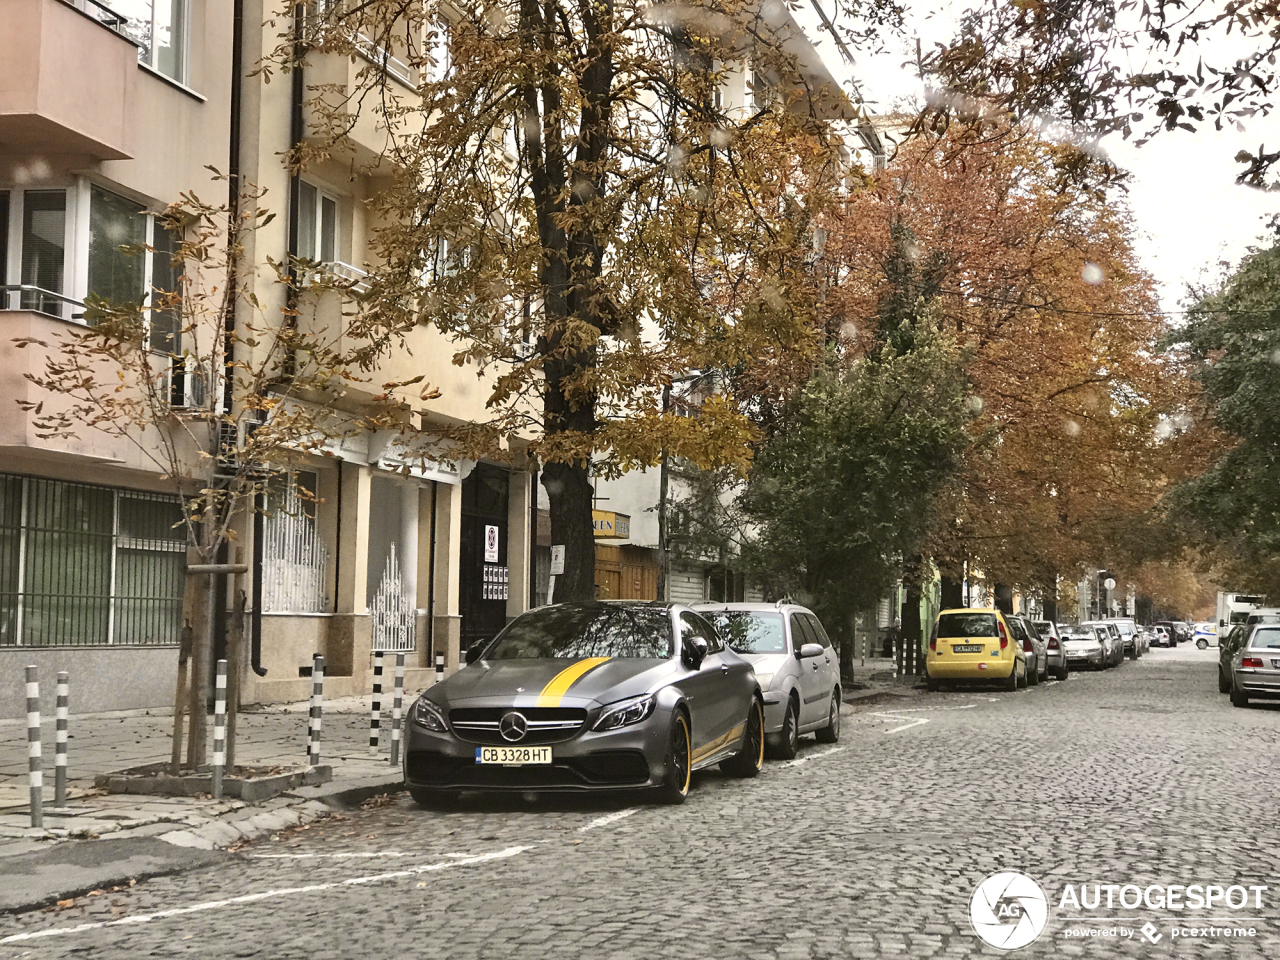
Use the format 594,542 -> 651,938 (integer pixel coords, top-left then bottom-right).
578,807 -> 639,832
870,712 -> 929,733
245,852 -> 416,860
868,704 -> 978,714
0,847 -> 531,945
780,746 -> 845,767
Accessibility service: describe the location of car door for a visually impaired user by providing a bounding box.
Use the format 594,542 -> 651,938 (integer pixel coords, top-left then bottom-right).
1009,619 -> 1034,674
789,612 -> 826,727
678,612 -> 737,758
802,612 -> 839,705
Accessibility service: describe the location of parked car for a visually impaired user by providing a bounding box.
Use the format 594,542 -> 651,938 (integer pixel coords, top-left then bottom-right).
1008,616 -> 1048,684
695,602 -> 841,760
403,601 -> 764,806
1194,622 -> 1218,649
1229,624 -> 1280,708
1060,626 -> 1107,669
1030,619 -> 1069,680
1104,618 -> 1143,659
1218,624 -> 1247,692
1217,611 -> 1280,691
1153,620 -> 1182,645
1174,621 -> 1193,643
1080,621 -> 1124,666
926,608 -> 1027,691
1150,625 -> 1173,647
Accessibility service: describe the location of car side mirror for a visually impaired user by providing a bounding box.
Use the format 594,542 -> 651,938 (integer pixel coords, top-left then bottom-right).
798,643 -> 824,659
682,636 -> 709,670
465,642 -> 486,665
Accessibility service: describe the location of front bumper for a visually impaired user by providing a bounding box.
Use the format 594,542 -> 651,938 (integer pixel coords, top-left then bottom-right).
1066,649 -> 1104,666
404,713 -> 669,794
762,691 -> 785,734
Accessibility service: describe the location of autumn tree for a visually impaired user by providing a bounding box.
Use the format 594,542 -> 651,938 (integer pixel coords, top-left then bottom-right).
273,0 -> 874,599
823,125 -> 1182,603
922,0 -> 1280,186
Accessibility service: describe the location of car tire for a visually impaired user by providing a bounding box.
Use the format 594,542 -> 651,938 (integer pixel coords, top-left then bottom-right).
1197,638 -> 1209,650
926,675 -> 940,692
1005,666 -> 1020,691
1028,662 -> 1039,686
659,711 -> 693,804
1128,644 -> 1138,661
1056,661 -> 1069,681
1218,667 -> 1231,694
722,699 -> 765,778
768,697 -> 800,760
815,691 -> 841,743
1230,684 -> 1250,709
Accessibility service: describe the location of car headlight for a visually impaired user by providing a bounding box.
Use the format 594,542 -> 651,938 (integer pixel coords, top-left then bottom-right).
592,694 -> 656,732
410,698 -> 447,732
755,672 -> 775,689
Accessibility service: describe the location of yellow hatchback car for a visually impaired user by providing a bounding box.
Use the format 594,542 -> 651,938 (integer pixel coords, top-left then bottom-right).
925,608 -> 1027,692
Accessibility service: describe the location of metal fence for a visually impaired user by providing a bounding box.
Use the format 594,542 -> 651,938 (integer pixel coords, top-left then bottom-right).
0,475 -> 185,646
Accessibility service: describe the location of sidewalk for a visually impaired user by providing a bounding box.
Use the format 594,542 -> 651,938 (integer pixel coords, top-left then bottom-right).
0,693 -> 407,860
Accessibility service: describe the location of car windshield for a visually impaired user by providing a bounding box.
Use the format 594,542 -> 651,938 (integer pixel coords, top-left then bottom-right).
1249,627 -> 1280,649
937,613 -> 998,638
1032,621 -> 1052,633
708,612 -> 786,654
487,604 -> 674,660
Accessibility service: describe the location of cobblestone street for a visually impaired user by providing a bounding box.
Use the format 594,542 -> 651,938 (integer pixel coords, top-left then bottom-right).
3,642 -> 1278,959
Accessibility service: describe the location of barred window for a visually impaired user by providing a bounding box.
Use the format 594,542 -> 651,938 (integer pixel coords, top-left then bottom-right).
0,475 -> 184,647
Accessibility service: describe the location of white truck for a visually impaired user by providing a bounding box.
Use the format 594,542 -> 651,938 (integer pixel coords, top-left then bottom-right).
1216,593 -> 1266,629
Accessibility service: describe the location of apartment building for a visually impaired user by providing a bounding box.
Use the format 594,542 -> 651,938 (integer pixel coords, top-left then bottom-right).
0,0 -> 535,716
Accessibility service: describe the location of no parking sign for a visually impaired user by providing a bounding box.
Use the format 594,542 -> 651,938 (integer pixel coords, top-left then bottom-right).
484,525 -> 499,562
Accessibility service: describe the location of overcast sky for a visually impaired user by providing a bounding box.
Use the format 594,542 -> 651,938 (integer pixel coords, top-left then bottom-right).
796,1 -> 1280,314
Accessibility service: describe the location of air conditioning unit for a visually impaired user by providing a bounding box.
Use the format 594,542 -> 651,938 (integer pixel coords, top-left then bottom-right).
167,355 -> 216,412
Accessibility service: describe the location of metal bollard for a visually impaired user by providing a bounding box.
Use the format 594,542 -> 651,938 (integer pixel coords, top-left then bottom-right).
390,653 -> 405,767
26,666 -> 42,828
55,671 -> 68,807
211,660 -> 227,801
308,655 -> 325,766
369,651 -> 383,754
435,651 -> 444,686
893,639 -> 901,678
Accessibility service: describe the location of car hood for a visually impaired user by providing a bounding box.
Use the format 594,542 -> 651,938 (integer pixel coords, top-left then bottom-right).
431,657 -> 674,709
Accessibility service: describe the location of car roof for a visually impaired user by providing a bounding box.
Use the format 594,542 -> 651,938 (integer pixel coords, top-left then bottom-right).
937,608 -> 1002,615
692,602 -> 811,615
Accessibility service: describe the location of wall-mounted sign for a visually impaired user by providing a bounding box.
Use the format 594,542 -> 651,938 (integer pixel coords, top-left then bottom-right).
550,545 -> 565,576
592,510 -> 631,540
484,524 -> 500,563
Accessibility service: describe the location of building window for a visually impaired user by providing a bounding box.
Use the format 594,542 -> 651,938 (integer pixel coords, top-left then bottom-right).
20,190 -> 67,315
88,185 -> 147,309
117,1 -> 189,84
297,181 -> 337,263
0,475 -> 185,647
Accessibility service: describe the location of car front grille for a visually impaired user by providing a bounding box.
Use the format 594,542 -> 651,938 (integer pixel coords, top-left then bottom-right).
447,707 -> 588,744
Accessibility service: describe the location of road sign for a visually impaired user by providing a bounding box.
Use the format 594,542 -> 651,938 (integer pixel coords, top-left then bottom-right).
550,545 -> 565,576
484,525 -> 500,563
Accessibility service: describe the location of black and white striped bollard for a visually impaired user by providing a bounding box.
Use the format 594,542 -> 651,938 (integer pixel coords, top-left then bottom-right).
369,651 -> 383,754
211,659 -> 227,800
26,666 -> 42,828
390,653 -> 405,767
308,655 -> 325,766
434,651 -> 444,686
55,671 -> 68,807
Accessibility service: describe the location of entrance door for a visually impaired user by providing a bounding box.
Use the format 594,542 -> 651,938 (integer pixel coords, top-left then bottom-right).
460,464 -> 509,651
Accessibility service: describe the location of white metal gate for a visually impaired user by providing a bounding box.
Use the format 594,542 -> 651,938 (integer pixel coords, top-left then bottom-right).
261,485 -> 329,614
370,543 -> 416,651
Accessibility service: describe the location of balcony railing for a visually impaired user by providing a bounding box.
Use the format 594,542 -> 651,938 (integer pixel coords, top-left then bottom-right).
61,0 -> 138,44
0,285 -> 85,321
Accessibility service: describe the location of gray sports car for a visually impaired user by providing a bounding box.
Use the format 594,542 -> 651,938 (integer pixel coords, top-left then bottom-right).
404,601 -> 765,805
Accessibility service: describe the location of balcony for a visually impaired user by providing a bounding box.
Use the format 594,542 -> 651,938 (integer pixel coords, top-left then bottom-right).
0,0 -> 137,160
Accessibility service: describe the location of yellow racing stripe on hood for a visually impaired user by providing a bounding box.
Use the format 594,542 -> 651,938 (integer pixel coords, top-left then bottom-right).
536,657 -> 612,707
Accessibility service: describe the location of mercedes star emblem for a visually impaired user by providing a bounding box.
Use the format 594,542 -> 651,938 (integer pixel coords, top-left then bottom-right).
499,711 -> 528,742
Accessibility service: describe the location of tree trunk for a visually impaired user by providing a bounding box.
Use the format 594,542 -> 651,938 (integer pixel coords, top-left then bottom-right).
901,556 -> 923,674
940,574 -> 964,609
994,582 -> 1014,616
1042,577 -> 1059,622
186,571 -> 214,768
542,461 -> 596,601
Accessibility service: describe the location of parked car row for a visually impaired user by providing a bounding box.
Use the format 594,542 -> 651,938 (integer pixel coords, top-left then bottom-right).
925,609 -> 1152,691
403,600 -> 842,806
